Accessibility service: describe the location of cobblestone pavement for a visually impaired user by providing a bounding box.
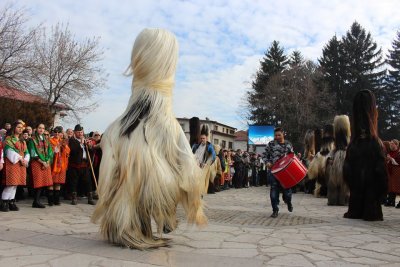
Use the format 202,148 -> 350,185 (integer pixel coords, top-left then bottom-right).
1,186 -> 400,266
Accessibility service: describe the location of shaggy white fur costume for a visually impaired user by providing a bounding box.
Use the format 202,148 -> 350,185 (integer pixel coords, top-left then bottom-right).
92,29 -> 207,249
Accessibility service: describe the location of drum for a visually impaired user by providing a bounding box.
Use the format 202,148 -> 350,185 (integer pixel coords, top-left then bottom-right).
271,153 -> 307,189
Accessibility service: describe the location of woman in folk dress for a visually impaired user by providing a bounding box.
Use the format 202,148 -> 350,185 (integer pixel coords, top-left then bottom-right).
1,121 -> 30,212
28,123 -> 53,208
48,127 -> 70,205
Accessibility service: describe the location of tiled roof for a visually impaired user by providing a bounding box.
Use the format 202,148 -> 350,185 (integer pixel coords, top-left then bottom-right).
234,130 -> 248,141
0,85 -> 44,103
0,85 -> 69,110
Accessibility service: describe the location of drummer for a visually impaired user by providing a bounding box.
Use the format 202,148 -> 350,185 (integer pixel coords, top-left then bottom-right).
265,127 -> 294,218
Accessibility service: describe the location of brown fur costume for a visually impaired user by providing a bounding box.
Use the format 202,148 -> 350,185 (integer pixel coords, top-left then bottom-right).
307,124 -> 334,197
326,115 -> 350,205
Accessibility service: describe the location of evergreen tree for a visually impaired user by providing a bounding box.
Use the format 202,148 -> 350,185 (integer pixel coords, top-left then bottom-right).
319,22 -> 385,119
341,22 -> 385,114
318,35 -> 343,114
247,41 -> 288,125
384,30 -> 400,139
289,50 -> 304,67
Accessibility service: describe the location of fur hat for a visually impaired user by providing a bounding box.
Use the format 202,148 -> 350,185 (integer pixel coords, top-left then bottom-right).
189,117 -> 200,147
322,124 -> 334,138
333,115 -> 351,150
53,126 -> 63,133
200,124 -> 209,137
74,124 -> 83,131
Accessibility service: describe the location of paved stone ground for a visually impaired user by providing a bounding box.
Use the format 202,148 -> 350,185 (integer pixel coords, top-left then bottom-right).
1,186 -> 400,266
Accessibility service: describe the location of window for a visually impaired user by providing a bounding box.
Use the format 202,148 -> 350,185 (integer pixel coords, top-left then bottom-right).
222,127 -> 225,132
215,125 -> 218,131
228,142 -> 233,149
180,124 -> 185,131
214,138 -> 219,145
221,140 -> 226,148
230,130 -> 234,135
226,129 -> 228,134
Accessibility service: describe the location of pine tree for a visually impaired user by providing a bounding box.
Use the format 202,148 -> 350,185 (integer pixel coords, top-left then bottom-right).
341,22 -> 385,114
247,41 -> 288,125
384,30 -> 400,138
289,50 -> 304,67
318,35 -> 343,114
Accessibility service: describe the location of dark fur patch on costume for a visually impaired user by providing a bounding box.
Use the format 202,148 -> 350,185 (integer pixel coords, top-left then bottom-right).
120,96 -> 152,137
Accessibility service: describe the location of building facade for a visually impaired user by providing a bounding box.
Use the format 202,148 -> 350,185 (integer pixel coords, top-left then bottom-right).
233,130 -> 248,152
177,117 -> 236,149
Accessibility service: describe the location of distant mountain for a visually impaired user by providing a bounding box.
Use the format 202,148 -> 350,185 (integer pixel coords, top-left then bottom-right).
249,136 -> 274,145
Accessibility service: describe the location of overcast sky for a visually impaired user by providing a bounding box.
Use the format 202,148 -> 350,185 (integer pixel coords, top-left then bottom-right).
8,0 -> 400,132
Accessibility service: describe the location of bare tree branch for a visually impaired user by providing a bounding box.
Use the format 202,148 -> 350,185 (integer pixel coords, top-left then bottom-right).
0,4 -> 39,87
27,23 -> 107,117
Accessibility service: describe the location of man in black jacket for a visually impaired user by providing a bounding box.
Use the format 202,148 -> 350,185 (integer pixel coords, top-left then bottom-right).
68,124 -> 95,205
233,149 -> 244,188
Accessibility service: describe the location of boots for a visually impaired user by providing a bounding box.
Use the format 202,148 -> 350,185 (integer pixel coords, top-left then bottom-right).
270,210 -> 278,218
87,192 -> 96,205
54,190 -> 61,205
287,202 -> 293,212
92,191 -> 99,200
384,193 -> 396,207
47,190 -> 54,206
32,189 -> 45,208
9,199 -> 19,211
1,200 -> 9,212
71,192 -> 78,205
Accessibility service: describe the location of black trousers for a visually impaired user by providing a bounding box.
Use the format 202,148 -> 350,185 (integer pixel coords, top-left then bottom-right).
68,167 -> 92,193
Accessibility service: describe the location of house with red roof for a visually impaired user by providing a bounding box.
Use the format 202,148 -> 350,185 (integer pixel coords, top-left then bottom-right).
0,85 -> 69,127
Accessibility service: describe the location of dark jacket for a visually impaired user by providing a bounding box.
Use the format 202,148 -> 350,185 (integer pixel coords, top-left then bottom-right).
68,138 -> 90,165
233,153 -> 244,169
218,150 -> 225,170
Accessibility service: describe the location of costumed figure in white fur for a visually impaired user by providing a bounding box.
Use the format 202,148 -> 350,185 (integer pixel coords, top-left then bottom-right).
303,130 -> 316,167
192,124 -> 216,194
326,115 -> 351,205
301,130 -> 315,193
92,28 -> 207,250
307,124 -> 335,197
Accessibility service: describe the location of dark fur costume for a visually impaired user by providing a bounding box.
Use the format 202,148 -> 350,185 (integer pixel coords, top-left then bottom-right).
189,117 -> 200,148
326,116 -> 350,206
343,138 -> 387,221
